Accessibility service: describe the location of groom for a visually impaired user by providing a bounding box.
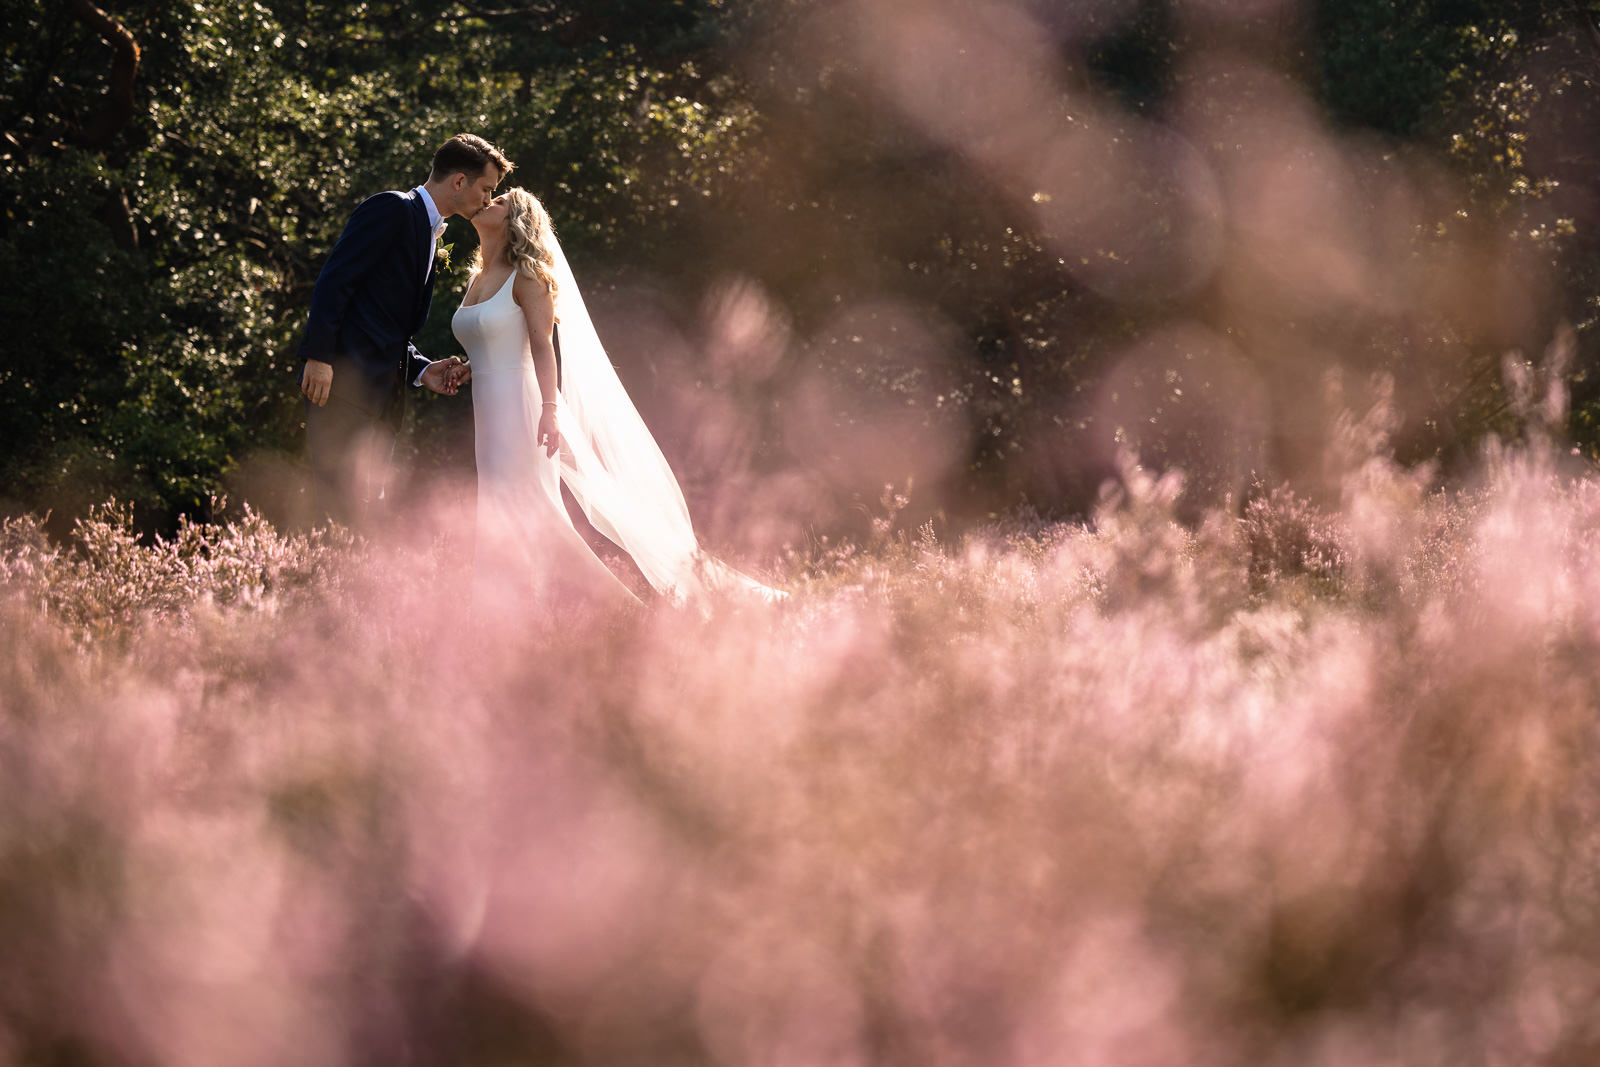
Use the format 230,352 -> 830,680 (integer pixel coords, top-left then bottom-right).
297,133 -> 512,524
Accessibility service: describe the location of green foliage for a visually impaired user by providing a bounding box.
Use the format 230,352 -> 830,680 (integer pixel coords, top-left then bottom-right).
1315,3 -> 1600,452
1316,0 -> 1503,137
5,0 -> 1600,531
1,0 -> 754,531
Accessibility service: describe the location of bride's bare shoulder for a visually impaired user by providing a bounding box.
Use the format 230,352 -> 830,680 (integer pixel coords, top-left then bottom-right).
510,269 -> 555,309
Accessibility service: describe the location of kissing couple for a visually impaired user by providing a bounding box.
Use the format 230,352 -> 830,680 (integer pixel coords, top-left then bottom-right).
297,133 -> 778,609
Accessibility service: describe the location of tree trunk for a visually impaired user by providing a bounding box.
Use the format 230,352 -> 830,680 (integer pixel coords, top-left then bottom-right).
65,0 -> 141,150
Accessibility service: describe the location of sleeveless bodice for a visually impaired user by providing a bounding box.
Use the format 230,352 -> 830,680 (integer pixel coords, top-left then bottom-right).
450,272 -> 529,375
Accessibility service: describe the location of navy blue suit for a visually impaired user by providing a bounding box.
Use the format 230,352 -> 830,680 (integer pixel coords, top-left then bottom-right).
297,189 -> 440,521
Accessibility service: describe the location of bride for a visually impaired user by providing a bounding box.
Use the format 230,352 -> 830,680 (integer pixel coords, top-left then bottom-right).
452,188 -> 779,610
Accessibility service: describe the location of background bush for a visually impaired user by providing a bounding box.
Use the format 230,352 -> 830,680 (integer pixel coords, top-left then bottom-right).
6,0 -> 1600,537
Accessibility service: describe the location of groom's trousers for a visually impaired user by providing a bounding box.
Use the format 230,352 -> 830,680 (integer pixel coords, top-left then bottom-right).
304,382 -> 403,527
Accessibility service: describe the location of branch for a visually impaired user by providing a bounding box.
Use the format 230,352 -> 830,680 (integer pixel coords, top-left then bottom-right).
1579,0 -> 1600,53
457,1 -> 558,19
65,0 -> 141,149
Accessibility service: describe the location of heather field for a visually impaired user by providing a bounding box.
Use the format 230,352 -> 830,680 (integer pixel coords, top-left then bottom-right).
4,406 -> 1600,1066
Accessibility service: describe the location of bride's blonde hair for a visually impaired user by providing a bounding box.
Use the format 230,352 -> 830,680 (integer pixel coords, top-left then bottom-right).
472,187 -> 559,300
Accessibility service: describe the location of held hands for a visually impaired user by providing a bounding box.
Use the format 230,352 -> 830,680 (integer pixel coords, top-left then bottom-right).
538,405 -> 559,458
421,356 -> 471,395
301,358 -> 334,407
304,357 -> 470,405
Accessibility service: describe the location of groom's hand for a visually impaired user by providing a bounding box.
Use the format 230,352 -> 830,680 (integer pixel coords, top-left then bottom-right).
301,359 -> 333,407
421,357 -> 466,396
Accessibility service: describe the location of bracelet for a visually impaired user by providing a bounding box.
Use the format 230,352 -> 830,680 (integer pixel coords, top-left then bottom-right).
541,402 -> 557,409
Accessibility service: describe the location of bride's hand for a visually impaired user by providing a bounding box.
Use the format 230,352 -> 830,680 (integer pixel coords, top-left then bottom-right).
538,408 -> 559,458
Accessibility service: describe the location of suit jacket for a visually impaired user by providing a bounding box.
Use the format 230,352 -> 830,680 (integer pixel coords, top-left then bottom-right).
297,189 -> 438,418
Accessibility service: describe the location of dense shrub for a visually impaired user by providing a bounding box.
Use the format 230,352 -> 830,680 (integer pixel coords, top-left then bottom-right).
1,502 -> 353,645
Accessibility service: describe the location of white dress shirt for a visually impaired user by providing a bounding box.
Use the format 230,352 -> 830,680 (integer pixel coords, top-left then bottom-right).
412,185 -> 448,386
415,185 -> 446,279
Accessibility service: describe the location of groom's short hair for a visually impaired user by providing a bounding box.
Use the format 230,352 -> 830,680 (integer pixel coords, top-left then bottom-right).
430,134 -> 513,183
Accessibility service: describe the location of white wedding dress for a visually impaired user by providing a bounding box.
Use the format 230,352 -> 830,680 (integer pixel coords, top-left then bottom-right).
452,241 -> 781,613
453,272 -> 636,611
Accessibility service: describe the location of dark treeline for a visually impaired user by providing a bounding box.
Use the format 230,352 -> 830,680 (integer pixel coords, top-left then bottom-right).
4,0 -> 1600,541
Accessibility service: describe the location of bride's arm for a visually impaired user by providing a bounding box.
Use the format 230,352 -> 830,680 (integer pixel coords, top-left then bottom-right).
513,273 -> 561,457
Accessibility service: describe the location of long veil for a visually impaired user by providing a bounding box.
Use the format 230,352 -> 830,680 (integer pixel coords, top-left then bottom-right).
544,230 -> 783,604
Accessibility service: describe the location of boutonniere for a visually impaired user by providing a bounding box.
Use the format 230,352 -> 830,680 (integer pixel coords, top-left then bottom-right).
436,242 -> 456,275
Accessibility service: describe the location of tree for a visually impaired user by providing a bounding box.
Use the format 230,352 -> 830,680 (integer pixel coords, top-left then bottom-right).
7,0 -> 1599,535
0,0 -> 759,532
